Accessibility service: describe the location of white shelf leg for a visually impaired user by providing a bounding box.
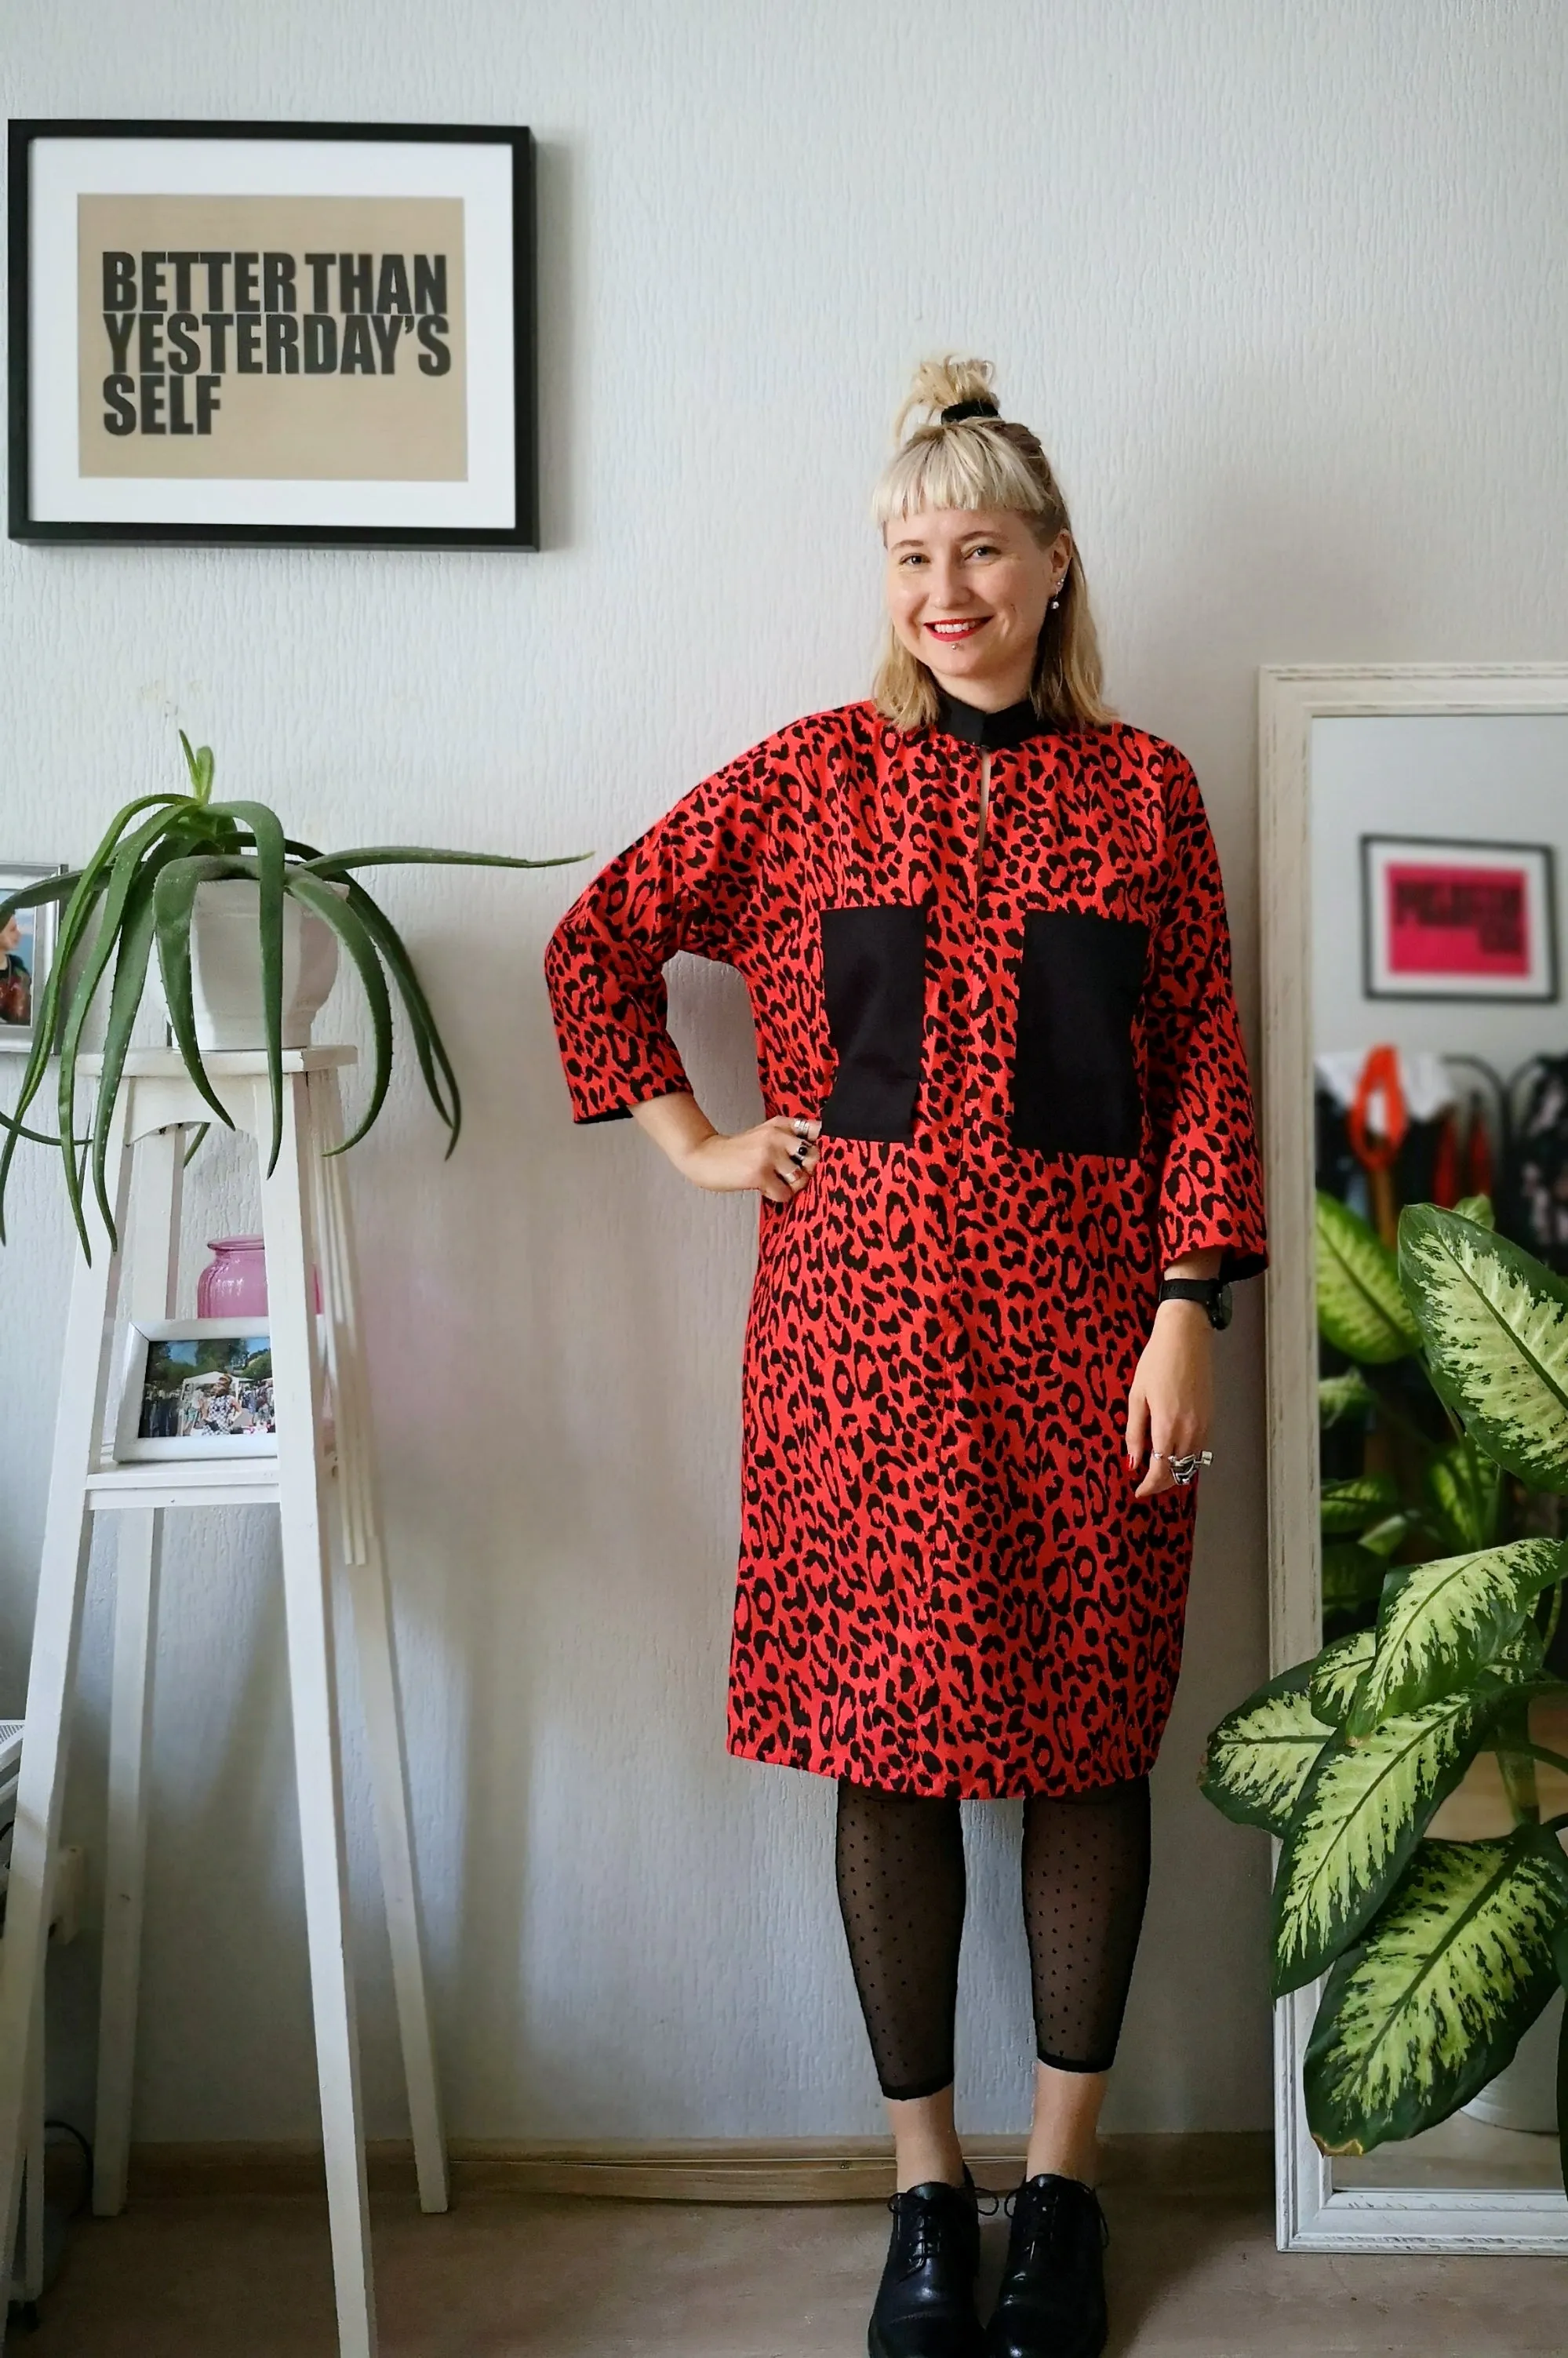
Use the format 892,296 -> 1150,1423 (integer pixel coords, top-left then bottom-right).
17,1957 -> 45,2306
92,1508 -> 162,2217
311,1072 -> 448,2215
263,1073 -> 377,2358
94,1122 -> 183,2216
0,1091 -> 131,2353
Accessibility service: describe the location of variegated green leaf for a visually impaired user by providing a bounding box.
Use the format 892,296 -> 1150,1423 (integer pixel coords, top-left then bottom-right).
1399,1205 -> 1568,1488
1304,1829 -> 1568,2154
1317,1192 -> 1421,1363
1321,1474 -> 1402,1534
1424,1439 -> 1501,1554
1308,1629 -> 1377,1727
1348,1540 -> 1566,1734
1320,1370 -> 1377,1425
1199,1662 -> 1333,1836
1359,1512 -> 1421,1559
1321,1541 -> 1389,1621
1271,1686 -> 1502,1996
1453,1194 -> 1495,1229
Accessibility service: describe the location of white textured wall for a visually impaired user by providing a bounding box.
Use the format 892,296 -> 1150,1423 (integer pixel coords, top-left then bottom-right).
4,0 -> 1568,2146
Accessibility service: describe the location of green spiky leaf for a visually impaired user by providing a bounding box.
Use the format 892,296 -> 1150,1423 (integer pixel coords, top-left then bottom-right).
1308,1629 -> 1378,1727
151,856 -> 253,1131
179,730 -> 215,801
1321,1474 -> 1402,1534
1199,1661 -> 1333,1836
1348,1540 -> 1566,1734
209,802 -> 288,1174
297,845 -> 587,875
1399,1206 -> 1568,1488
1304,1829 -> 1568,2155
1316,1192 -> 1421,1363
1453,1194 -> 1495,1230
1271,1685 -> 1508,1996
333,874 -> 460,1142
284,875 -> 394,1152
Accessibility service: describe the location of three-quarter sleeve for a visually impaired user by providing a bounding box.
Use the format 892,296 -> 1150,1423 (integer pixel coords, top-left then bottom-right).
542,737 -> 777,1124
1141,749 -> 1268,1282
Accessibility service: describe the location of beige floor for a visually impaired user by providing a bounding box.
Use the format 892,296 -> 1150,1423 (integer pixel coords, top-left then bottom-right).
29,2168 -> 1568,2357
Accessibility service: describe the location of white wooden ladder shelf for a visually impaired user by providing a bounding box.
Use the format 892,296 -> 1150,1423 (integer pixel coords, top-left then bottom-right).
0,1048 -> 449,2357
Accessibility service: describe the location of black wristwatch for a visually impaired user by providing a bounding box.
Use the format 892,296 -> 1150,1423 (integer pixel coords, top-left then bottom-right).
1158,1276 -> 1233,1331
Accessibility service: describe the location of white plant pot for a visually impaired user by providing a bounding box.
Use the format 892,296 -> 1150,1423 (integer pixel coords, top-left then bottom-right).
152,879 -> 340,1050
1461,1984 -> 1563,2134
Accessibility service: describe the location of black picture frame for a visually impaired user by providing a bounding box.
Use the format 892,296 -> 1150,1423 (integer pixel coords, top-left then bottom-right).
8,118 -> 537,549
1359,833 -> 1560,1004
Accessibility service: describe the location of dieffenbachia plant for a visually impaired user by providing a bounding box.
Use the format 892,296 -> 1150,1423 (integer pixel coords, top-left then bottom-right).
1313,1189 -> 1509,1629
1201,1202 -> 1568,2185
0,731 -> 585,1257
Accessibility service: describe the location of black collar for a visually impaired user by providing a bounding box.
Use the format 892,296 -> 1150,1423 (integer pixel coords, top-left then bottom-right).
932,688 -> 1054,749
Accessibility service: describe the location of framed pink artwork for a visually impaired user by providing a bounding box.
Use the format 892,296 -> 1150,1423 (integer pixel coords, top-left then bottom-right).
1360,835 -> 1559,1002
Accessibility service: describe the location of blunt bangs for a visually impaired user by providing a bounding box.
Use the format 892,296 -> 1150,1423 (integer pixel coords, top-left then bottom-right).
871,426 -> 1053,534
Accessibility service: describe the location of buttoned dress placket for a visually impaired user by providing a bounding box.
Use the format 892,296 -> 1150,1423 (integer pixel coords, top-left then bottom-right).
925,730 -> 999,1771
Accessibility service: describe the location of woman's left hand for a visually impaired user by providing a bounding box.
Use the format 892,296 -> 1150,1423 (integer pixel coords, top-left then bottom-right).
1125,1301 -> 1214,1499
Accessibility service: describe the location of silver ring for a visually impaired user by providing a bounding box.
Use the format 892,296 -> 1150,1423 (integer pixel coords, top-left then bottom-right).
791,1116 -> 811,1137
1168,1450 -> 1213,1486
790,1138 -> 809,1165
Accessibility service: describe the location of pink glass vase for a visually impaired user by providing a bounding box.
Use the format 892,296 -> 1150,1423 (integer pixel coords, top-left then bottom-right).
196,1235 -> 269,1318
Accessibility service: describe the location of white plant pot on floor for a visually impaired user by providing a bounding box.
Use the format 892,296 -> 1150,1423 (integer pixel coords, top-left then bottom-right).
151,879 -> 340,1050
1461,1983 -> 1563,2134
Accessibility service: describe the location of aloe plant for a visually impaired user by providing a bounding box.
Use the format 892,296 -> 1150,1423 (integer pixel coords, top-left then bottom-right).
1202,1203 -> 1568,2188
0,732 -> 584,1256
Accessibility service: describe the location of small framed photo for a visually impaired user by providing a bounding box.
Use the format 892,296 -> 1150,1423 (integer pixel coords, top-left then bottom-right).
0,864 -> 67,1051
1361,835 -> 1559,1003
115,1319 -> 276,1461
9,118 -> 537,548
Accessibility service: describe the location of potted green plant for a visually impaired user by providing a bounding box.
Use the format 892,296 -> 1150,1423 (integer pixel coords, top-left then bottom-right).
1312,1188 -> 1525,1636
1201,1199 -> 1568,2186
0,731 -> 584,1256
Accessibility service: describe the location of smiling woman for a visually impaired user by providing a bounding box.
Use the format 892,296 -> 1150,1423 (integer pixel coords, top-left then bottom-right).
872,356 -> 1112,734
543,352 -> 1266,2358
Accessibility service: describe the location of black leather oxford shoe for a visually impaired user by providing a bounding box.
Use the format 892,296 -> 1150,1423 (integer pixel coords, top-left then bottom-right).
868,2168 -> 986,2358
984,2171 -> 1109,2358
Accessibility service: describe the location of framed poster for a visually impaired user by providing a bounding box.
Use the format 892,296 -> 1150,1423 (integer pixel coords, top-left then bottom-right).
8,119 -> 537,548
1360,834 -> 1559,1002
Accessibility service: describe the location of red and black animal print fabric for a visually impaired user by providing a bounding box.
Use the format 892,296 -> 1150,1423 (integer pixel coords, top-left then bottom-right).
544,697 -> 1268,1798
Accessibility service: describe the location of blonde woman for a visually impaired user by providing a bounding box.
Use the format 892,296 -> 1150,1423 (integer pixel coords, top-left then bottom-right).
545,358 -> 1267,2358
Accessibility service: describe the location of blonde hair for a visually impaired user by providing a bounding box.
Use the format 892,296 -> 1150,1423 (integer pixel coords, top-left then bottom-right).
871,356 -> 1114,733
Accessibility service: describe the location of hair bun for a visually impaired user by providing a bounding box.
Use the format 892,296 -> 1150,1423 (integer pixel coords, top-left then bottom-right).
896,355 -> 999,441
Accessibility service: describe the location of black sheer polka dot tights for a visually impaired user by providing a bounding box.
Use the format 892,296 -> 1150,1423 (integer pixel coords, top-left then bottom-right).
833,1774 -> 1151,2101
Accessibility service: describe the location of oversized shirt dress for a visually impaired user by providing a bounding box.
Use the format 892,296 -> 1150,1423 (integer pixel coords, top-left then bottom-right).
544,691 -> 1268,1800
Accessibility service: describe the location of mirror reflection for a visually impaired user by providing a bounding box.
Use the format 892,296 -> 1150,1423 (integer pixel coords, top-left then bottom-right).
1311,711 -> 1568,2194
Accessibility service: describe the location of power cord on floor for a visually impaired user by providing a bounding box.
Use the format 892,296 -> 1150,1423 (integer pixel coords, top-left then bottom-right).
6,2118 -> 94,2331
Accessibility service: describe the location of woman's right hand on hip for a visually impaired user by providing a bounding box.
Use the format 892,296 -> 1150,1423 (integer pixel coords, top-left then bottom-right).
680,1115 -> 822,1203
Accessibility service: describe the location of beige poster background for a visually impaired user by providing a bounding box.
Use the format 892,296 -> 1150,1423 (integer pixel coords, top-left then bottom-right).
77,195 -> 467,481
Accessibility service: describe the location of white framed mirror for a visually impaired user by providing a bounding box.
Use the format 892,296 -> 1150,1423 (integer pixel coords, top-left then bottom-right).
1260,664 -> 1568,2252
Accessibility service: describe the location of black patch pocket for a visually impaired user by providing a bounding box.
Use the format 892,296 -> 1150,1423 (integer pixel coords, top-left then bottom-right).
818,904 -> 927,1141
1011,911 -> 1149,1156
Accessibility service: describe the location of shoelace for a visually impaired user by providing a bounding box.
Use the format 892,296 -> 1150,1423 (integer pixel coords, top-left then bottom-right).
1001,2177 -> 1111,2271
885,2180 -> 1000,2274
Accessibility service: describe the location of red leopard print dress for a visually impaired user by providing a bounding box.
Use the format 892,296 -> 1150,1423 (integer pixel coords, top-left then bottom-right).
544,693 -> 1267,1799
